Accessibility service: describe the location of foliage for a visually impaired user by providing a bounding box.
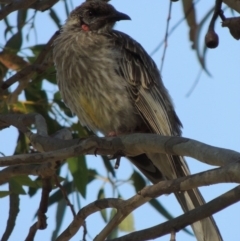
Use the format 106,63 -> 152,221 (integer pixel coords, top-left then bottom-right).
0,0 -> 239,240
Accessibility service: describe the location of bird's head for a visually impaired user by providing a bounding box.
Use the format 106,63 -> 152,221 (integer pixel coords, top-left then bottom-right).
64,0 -> 131,32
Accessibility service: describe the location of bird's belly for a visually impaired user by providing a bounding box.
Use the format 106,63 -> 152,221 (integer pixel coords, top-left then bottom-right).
58,60 -> 141,135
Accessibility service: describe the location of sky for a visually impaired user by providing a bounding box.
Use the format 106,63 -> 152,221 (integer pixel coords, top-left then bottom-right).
0,0 -> 240,241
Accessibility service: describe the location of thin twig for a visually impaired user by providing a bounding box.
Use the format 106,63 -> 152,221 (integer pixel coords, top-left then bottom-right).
209,0 -> 223,30
53,175 -> 76,217
151,0 -> 201,56
56,198 -> 125,241
160,1 -> 172,72
185,68 -> 202,97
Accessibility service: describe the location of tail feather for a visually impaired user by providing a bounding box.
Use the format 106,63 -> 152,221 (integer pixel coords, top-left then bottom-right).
176,188 -> 222,241
129,153 -> 223,241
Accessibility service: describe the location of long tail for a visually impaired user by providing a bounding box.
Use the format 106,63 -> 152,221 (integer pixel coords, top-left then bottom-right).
175,186 -> 222,241
129,153 -> 223,241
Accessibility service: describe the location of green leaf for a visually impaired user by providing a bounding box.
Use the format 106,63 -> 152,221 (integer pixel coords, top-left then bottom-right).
107,208 -> 118,239
118,213 -> 135,232
43,66 -> 56,84
11,101 -> 29,114
64,0 -> 70,16
55,99 -> 74,118
194,6 -> 214,76
68,156 -> 88,198
0,62 -> 8,80
13,175 -> 38,188
4,26 -> 13,39
97,188 -> 108,222
14,132 -> 29,154
33,180 -> 75,218
29,44 -> 45,56
0,191 -> 11,198
102,156 -> 115,177
49,9 -> 62,29
0,100 -> 9,115
149,199 -> 193,236
28,177 -> 41,197
149,199 -> 173,220
54,91 -> 73,117
25,88 -> 48,104
9,179 -> 26,195
109,208 -> 117,218
48,182 -> 73,207
130,170 -> 146,192
87,168 -> 99,183
107,227 -> 118,239
5,31 -> 22,52
3,16 -> 14,38
71,122 -> 89,138
51,197 -> 66,240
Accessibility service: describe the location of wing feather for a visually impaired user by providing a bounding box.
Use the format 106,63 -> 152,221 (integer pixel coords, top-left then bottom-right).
110,30 -> 182,137
102,30 -> 222,241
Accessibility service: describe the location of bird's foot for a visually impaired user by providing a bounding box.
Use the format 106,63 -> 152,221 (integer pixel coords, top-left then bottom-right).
109,150 -> 125,169
94,148 -> 98,157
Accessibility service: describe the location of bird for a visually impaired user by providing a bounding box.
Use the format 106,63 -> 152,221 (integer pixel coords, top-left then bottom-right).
53,1 -> 222,240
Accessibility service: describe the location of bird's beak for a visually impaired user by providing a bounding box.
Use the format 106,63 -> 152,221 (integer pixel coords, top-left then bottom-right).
109,10 -> 131,22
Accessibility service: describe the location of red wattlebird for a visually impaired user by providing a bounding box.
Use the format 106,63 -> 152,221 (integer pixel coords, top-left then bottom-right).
53,1 -> 222,240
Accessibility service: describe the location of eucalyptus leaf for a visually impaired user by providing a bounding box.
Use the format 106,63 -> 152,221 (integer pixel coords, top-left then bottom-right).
68,156 -> 88,198
97,188 -> 108,222
9,179 -> 26,195
0,191 -> 11,198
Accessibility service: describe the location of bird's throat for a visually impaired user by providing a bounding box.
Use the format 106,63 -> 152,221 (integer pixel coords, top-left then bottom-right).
81,24 -> 89,31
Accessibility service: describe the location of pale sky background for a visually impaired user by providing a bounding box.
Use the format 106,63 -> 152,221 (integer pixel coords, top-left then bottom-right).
0,0 -> 240,240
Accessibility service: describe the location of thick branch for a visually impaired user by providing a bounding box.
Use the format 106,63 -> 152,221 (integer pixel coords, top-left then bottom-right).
109,185 -> 240,241
0,0 -> 37,20
1,113 -> 238,167
140,163 -> 240,198
95,165 -> 240,240
0,114 -> 73,184
56,172 -> 240,241
0,134 -> 239,167
29,0 -> 59,11
0,163 -> 60,185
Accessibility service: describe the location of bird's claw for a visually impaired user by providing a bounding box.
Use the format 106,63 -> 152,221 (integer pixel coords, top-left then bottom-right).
109,150 -> 125,169
94,148 -> 98,156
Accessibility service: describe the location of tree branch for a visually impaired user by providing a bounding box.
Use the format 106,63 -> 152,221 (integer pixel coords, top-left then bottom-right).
223,0 -> 240,13
0,133 -> 239,167
55,172 -> 240,241
109,185 -> 240,241
1,31 -> 59,92
29,0 -> 59,11
0,0 -> 37,20
56,198 -> 126,241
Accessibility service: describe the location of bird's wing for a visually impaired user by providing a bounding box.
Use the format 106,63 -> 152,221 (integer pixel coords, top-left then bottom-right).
106,30 -> 223,241
110,30 -> 182,137
110,30 -> 186,179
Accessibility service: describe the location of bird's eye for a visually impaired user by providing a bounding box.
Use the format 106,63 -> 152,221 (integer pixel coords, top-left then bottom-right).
88,11 -> 94,16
